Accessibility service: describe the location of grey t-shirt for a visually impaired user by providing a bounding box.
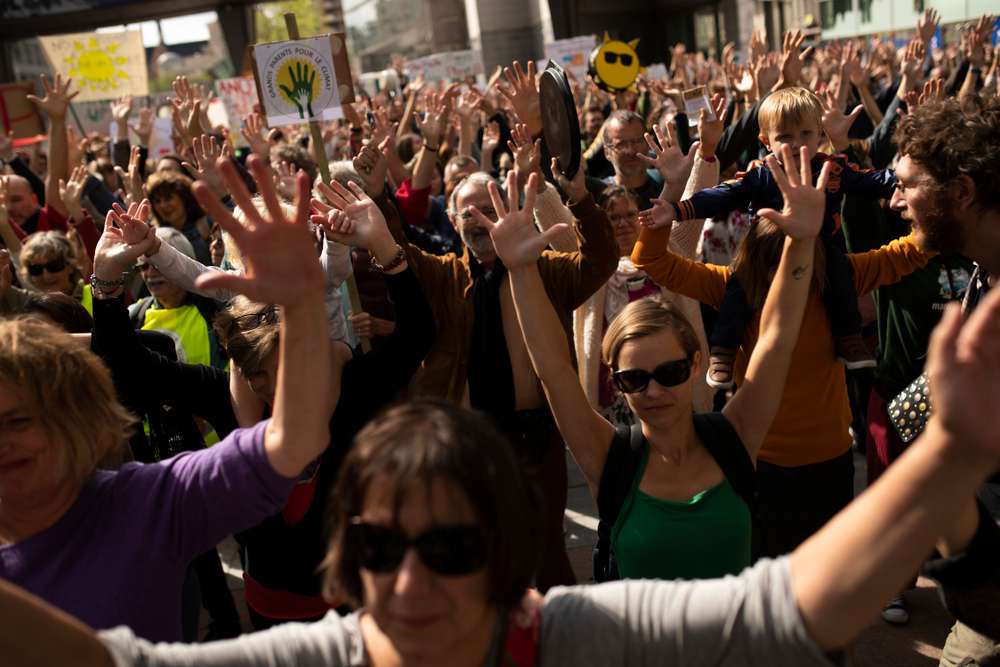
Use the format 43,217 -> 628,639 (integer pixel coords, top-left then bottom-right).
101,557 -> 842,667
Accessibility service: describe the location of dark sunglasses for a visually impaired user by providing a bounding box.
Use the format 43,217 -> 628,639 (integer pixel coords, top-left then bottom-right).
348,519 -> 487,576
604,51 -> 634,67
612,357 -> 692,394
27,258 -> 67,276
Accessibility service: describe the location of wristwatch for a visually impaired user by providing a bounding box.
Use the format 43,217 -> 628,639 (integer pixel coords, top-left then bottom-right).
90,272 -> 127,296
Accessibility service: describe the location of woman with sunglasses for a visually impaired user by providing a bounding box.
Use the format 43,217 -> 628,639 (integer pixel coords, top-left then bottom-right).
7,279 -> 1000,666
17,231 -> 86,300
491,148 -> 825,582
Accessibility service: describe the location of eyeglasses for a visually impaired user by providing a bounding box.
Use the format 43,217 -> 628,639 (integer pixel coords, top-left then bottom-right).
136,262 -> 155,273
27,258 -> 67,277
612,357 -> 693,394
607,137 -> 647,151
603,51 -> 634,67
348,518 -> 487,576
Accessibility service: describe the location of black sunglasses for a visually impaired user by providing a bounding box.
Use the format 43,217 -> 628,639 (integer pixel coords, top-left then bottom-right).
27,258 -> 67,277
348,519 -> 487,576
612,357 -> 692,394
604,51 -> 634,67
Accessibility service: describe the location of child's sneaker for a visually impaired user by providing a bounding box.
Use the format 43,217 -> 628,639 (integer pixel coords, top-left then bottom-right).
835,334 -> 877,369
707,347 -> 737,390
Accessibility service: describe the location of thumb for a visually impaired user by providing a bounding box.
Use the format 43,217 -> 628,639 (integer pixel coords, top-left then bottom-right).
195,272 -> 252,295
756,208 -> 792,227
848,104 -> 864,121
540,223 -> 571,246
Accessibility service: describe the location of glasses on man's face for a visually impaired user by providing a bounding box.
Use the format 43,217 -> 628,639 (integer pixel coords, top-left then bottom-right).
27,258 -> 67,277
457,206 -> 498,223
603,51 -> 634,67
607,136 -> 647,152
347,518 -> 488,576
612,357 -> 693,394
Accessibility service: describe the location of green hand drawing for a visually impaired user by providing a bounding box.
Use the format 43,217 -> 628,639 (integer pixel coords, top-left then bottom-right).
278,61 -> 317,119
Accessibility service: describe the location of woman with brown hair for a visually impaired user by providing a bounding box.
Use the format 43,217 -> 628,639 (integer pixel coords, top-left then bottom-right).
5,284 -> 1000,665
489,149 -> 824,583
145,170 -> 212,265
0,162 -> 336,642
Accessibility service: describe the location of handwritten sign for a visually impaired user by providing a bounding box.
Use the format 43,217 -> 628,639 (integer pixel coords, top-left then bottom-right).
406,50 -> 484,82
215,76 -> 259,127
544,36 -> 597,79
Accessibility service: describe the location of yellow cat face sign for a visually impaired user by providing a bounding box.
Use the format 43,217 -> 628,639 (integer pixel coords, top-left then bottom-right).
588,33 -> 644,92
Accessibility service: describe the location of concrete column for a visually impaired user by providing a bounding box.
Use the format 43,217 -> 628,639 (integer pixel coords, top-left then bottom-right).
464,0 -> 545,73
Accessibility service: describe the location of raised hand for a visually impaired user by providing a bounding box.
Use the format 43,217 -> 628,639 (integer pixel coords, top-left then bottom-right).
754,53 -> 781,98
917,8 -> 940,44
114,145 -> 146,208
93,199 -> 155,280
638,120 -> 698,199
696,93 -> 727,158
351,135 -> 390,196
498,61 -> 541,137
756,145 -> 829,241
129,107 -> 154,147
477,171 -> 567,269
190,154 -> 324,306
278,62 -> 317,119
900,39 -> 926,90
822,92 -> 863,150
917,78 -> 944,107
550,157 -> 587,205
27,74 -> 78,120
777,29 -> 813,89
482,120 -> 501,155
455,89 -> 483,124
271,160 -> 299,201
415,91 -> 449,149
182,134 -> 230,198
58,164 -> 89,221
241,112 -> 271,159
312,178 -> 396,256
110,95 -> 133,129
925,287 -> 1000,461
508,121 -> 542,193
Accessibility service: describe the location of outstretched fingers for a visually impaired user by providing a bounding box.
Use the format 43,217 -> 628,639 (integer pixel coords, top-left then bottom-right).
192,180 -> 246,245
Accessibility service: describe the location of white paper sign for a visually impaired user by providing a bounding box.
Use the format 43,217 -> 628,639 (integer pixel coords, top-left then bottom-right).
214,76 -> 259,127
149,116 -> 175,158
253,36 -> 344,128
544,36 -> 597,79
644,63 -> 669,82
406,50 -> 484,82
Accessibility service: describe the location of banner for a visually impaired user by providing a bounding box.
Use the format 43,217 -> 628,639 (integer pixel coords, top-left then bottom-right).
215,76 -> 258,127
0,82 -> 45,143
39,29 -> 149,103
406,50 -> 484,82
544,36 -> 597,79
251,34 -> 355,129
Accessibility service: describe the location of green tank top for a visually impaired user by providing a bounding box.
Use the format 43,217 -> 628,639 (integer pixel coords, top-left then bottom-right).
611,445 -> 752,580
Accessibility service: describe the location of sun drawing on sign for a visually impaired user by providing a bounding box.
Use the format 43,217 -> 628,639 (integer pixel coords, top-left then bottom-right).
64,37 -> 131,93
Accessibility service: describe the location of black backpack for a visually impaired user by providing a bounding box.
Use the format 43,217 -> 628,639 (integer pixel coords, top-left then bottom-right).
592,412 -> 757,582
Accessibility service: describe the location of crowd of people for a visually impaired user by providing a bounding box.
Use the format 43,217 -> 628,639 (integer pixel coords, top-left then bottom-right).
2,8 -> 1000,666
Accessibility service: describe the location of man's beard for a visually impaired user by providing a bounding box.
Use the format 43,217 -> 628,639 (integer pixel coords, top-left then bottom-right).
913,188 -> 966,255
460,227 -> 494,258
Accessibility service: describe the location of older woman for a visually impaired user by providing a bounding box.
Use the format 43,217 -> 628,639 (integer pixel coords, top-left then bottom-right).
145,170 -> 212,265
5,275 -> 1000,665
16,230 -> 94,311
0,161 -> 335,642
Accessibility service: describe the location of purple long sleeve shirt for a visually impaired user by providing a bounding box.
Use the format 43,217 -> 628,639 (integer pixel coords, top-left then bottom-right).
0,420 -> 294,641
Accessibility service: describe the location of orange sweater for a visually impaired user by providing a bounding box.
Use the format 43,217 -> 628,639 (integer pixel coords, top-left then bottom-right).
632,227 -> 933,467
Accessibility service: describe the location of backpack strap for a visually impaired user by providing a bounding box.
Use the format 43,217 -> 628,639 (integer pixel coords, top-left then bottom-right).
693,412 -> 756,511
593,423 -> 645,582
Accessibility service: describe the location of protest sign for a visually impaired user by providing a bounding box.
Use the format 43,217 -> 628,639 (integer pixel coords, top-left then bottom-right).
0,81 -> 45,143
544,36 -> 596,79
39,29 -> 149,103
406,50 -> 484,82
215,76 -> 258,128
251,34 -> 355,128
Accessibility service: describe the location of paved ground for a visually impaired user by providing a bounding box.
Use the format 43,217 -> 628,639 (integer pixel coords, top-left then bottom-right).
207,447 -> 952,666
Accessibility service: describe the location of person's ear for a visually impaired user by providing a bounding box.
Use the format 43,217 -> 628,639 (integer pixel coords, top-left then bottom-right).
692,349 -> 703,374
951,174 -> 977,212
759,133 -> 770,148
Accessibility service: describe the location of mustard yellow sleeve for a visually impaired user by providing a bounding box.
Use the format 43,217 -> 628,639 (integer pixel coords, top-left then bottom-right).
849,232 -> 937,295
631,225 -> 729,308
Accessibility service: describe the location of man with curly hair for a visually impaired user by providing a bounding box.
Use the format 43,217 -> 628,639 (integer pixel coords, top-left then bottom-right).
892,93 -> 1000,666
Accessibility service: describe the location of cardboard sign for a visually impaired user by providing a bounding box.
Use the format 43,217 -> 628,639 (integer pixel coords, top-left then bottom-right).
39,29 -> 149,103
644,63 -> 669,82
405,50 -> 484,82
215,76 -> 259,127
251,34 -> 355,128
544,36 -> 597,80
149,116 -> 175,159
0,81 -> 44,142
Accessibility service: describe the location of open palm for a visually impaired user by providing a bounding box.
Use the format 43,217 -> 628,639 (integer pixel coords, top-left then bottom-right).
477,172 -> 568,269
94,200 -> 154,279
756,145 -> 828,241
313,179 -> 389,249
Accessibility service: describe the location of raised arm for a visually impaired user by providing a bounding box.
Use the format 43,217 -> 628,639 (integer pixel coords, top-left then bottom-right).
27,75 -> 78,218
722,147 -> 827,457
481,172 -> 615,496
192,155 -> 333,478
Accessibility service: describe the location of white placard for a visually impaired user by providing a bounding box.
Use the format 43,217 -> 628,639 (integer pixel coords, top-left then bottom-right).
39,29 -> 149,103
406,50 -> 484,82
253,36 -> 345,128
544,36 -> 597,79
214,76 -> 259,128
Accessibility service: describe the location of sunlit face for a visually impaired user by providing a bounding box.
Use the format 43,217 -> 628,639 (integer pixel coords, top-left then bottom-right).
139,261 -> 187,309
451,182 -> 498,262
359,474 -> 493,664
156,157 -> 183,174
606,195 -> 640,256
5,178 -> 40,226
616,329 -> 699,430
243,349 -> 278,407
151,192 -> 187,229
762,120 -> 822,169
0,385 -> 69,503
25,252 -> 73,294
890,155 -> 963,255
604,119 -> 647,180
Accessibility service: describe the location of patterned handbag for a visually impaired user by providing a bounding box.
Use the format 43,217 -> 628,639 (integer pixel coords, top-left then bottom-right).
887,373 -> 933,444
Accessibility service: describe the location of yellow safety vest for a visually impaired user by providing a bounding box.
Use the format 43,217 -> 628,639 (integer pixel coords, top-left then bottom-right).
140,302 -> 219,444
80,284 -> 94,316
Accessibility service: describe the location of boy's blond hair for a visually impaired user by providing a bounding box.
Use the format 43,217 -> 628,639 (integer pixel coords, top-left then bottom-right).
758,87 -> 825,136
